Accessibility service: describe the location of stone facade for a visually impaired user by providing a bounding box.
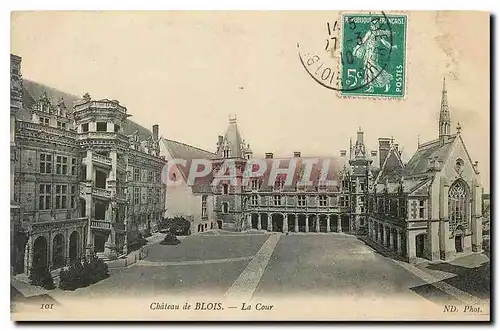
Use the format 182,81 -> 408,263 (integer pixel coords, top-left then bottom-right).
10,54 -> 166,275
214,79 -> 483,263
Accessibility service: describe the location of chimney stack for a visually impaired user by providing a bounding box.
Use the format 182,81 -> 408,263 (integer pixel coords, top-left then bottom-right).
152,124 -> 159,140
293,151 -> 301,158
265,152 -> 274,159
378,138 -> 391,168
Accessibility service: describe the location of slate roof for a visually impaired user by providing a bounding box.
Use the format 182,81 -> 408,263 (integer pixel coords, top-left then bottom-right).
23,79 -> 79,110
221,117 -> 246,158
161,138 -> 216,194
17,79 -> 155,140
249,156 -> 347,192
376,144 -> 404,184
403,135 -> 457,177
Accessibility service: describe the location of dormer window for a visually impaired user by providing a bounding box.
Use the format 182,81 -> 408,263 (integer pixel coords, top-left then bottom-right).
223,149 -> 230,158
82,123 -> 89,132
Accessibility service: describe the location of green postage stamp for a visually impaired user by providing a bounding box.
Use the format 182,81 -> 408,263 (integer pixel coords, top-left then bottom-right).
340,13 -> 407,98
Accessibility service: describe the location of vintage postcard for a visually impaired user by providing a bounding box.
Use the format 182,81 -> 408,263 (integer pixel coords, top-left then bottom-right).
10,11 -> 490,321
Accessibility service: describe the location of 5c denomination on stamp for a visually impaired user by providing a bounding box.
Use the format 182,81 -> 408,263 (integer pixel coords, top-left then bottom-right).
340,13 -> 407,98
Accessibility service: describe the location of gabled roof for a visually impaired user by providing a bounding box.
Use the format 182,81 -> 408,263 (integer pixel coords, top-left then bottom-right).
403,135 -> 457,177
161,138 -> 216,194
376,143 -> 404,184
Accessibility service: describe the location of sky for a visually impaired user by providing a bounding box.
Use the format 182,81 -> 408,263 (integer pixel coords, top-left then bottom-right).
11,11 -> 490,191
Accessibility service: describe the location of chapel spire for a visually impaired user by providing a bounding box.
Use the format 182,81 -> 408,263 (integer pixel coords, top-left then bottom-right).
439,77 -> 451,145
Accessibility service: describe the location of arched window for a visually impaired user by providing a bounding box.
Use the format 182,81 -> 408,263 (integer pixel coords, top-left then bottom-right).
222,202 -> 229,214
448,180 -> 469,232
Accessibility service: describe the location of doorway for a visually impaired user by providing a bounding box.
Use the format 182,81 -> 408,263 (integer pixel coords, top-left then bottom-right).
455,235 -> 463,253
415,234 -> 426,258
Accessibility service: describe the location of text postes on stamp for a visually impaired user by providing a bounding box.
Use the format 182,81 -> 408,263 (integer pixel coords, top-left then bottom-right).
340,13 -> 407,98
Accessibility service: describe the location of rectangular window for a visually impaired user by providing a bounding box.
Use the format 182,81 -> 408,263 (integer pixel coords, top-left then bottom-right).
147,187 -> 153,203
39,117 -> 50,125
39,184 -> 51,210
222,202 -> 229,213
82,123 -> 89,132
134,168 -> 140,181
70,185 -> 77,209
57,121 -> 67,130
298,195 -> 306,207
96,122 -> 107,132
360,206 -> 365,213
71,158 -> 77,175
114,124 -> 120,133
148,171 -> 153,183
342,179 -> 349,190
134,187 -> 140,205
222,184 -> 229,195
419,200 -> 425,219
360,183 -> 365,191
319,195 -> 328,207
56,155 -> 68,175
39,153 -> 52,174
251,195 -> 258,206
156,188 -> 161,203
273,195 -> 282,206
351,183 -> 357,193
340,195 -> 349,207
251,179 -> 259,190
202,195 -> 208,218
55,184 -> 67,209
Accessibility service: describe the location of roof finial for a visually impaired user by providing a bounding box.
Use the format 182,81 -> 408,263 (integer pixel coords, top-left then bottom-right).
229,114 -> 237,124
417,134 -> 420,147
457,122 -> 462,134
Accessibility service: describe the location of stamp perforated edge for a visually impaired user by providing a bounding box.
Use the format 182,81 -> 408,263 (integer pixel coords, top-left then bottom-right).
336,10 -> 409,101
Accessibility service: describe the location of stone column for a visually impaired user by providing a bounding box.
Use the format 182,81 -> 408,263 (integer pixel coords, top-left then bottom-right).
86,149 -> 94,182
48,231 -> 53,270
65,228 -> 70,265
268,214 -> 273,232
283,214 -> 288,233
337,216 -> 342,233
397,230 -> 403,255
407,232 -> 416,263
326,216 -> 331,233
247,213 -> 252,229
382,226 -> 388,247
257,214 -> 262,230
389,227 -> 394,250
315,215 -> 320,232
294,215 -> 299,232
376,223 -> 381,242
305,216 -> 309,233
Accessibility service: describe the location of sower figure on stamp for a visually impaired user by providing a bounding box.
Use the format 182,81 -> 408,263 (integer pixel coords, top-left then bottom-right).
352,21 -> 397,93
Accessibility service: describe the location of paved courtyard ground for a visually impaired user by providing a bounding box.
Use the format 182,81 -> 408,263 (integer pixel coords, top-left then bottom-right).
13,231 -> 490,318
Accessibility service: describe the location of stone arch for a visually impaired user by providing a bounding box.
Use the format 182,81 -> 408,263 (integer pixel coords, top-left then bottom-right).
251,213 -> 259,229
271,213 -> 284,232
32,235 -> 48,269
69,231 -> 80,262
52,233 -> 65,269
286,214 -> 296,232
297,213 -> 307,232
318,214 -> 328,232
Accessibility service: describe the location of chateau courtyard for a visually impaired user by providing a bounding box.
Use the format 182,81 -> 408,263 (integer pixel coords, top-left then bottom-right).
15,231 -> 483,309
